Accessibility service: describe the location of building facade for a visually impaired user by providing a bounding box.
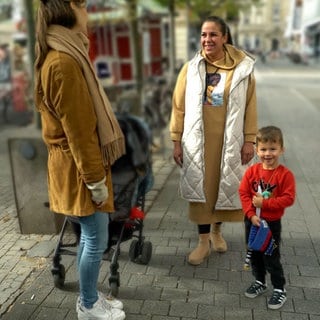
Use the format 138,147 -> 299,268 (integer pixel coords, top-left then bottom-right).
285,0 -> 320,58
237,0 -> 291,56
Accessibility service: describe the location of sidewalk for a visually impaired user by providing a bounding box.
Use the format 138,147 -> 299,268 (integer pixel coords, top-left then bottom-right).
3,153 -> 320,319
255,54 -> 320,70
0,121 -> 178,318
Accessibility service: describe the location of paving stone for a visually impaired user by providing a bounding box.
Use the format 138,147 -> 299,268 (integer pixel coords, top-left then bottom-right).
252,309 -> 281,320
154,245 -> 177,256
133,286 -> 162,300
214,293 -> 240,308
33,307 -> 69,319
204,279 -> 229,294
240,294 -> 266,309
188,290 -> 215,305
281,312 -> 309,320
152,316 -> 179,320
225,309 -> 253,320
294,298 -> 320,315
27,241 -> 57,258
304,288 -> 320,301
140,300 -> 170,316
197,304 -> 225,320
169,300 -> 198,318
1,303 -> 39,320
289,275 -> 320,289
153,275 -> 179,288
128,273 -> 156,287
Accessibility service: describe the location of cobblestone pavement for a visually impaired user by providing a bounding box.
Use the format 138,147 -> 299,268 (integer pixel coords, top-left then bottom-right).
0,58 -> 320,319
0,122 -> 176,318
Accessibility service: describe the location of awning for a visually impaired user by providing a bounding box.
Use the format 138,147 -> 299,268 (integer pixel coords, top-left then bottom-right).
302,17 -> 320,30
88,0 -> 168,26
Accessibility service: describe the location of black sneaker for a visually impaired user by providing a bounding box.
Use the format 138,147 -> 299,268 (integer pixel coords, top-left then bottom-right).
268,289 -> 287,309
245,280 -> 267,298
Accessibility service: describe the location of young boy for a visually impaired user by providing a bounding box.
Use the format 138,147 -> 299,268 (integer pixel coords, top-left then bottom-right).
239,126 -> 296,309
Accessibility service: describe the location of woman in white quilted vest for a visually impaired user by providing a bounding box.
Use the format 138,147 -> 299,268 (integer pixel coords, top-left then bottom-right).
170,16 -> 258,265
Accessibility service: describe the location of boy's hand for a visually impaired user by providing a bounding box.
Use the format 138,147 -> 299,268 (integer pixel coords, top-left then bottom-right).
251,215 -> 261,227
252,193 -> 263,208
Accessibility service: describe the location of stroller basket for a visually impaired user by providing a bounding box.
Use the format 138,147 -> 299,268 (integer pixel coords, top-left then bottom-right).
51,113 -> 154,297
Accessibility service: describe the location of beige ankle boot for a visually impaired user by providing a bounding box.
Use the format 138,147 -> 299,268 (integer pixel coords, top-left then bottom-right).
188,233 -> 211,265
211,223 -> 227,253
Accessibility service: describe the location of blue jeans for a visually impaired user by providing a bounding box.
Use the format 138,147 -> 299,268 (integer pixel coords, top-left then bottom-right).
77,212 -> 109,308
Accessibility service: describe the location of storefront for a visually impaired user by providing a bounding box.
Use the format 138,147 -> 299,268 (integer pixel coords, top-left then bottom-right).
0,18 -> 30,119
87,4 -> 165,90
304,20 -> 320,57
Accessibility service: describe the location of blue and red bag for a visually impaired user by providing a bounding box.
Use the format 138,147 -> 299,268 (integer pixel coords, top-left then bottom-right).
243,185 -> 276,270
248,219 -> 275,255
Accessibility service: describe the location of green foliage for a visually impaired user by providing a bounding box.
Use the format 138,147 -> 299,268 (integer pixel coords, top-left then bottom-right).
153,0 -> 262,24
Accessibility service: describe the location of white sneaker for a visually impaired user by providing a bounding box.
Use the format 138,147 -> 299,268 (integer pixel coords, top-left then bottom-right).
109,308 -> 126,320
77,296 -> 112,320
77,295 -> 126,320
98,292 -> 124,310
77,294 -> 124,312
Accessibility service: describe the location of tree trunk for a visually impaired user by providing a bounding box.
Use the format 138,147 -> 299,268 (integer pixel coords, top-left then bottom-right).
168,0 -> 176,83
126,0 -> 143,115
23,0 -> 40,128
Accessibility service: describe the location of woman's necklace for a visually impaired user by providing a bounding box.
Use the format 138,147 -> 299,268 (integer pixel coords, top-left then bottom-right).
203,62 -> 220,103
205,62 -> 220,79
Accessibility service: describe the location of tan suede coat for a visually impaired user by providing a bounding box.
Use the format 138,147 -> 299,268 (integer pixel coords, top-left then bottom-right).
37,50 -> 114,216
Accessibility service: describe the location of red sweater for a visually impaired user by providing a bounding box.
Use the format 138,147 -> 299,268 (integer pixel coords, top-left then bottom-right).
239,163 -> 295,221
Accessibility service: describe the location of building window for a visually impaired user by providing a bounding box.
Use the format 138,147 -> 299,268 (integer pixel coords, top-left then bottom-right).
293,5 -> 302,29
272,3 -> 280,22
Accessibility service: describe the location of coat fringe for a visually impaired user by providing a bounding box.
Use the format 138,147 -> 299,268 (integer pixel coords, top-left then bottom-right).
102,137 -> 126,166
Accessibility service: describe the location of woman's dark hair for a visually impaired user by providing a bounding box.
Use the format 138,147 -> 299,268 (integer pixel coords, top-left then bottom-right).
34,0 -> 79,72
202,16 -> 233,45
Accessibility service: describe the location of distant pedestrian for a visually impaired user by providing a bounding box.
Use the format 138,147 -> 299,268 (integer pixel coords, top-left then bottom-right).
239,126 -> 296,309
170,15 -> 257,266
0,44 -> 12,122
34,0 -> 126,319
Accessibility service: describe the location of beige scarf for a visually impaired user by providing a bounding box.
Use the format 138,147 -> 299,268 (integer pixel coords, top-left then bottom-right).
40,25 -> 125,166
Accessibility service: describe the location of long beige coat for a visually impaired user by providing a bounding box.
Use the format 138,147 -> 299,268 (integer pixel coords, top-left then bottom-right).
170,45 -> 257,224
36,50 -> 114,216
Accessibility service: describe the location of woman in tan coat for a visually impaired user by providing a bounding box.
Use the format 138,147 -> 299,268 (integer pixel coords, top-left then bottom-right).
34,1 -> 126,319
170,16 -> 257,266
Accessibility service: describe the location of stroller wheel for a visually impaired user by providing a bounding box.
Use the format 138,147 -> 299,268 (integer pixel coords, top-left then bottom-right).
52,264 -> 65,288
109,281 -> 119,297
140,241 -> 152,265
129,239 -> 140,261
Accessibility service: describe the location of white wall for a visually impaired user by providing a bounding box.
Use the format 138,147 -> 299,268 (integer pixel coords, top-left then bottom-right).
302,0 -> 320,26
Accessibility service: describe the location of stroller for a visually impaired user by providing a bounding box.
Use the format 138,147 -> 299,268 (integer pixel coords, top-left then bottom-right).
51,113 -> 154,297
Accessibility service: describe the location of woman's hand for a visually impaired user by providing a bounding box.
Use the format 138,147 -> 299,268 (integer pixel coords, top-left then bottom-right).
173,140 -> 183,167
86,177 -> 108,208
241,142 -> 254,165
95,200 -> 107,208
